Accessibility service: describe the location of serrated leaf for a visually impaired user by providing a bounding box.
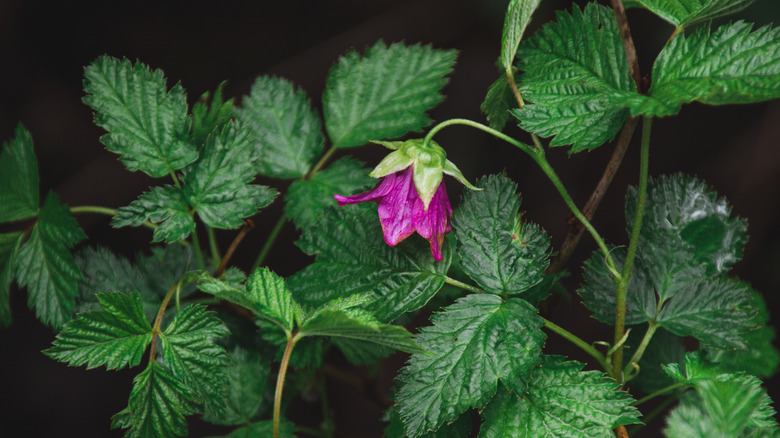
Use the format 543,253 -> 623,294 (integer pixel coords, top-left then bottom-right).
284,156 -> 375,229
513,3 -> 636,152
481,76 -> 517,131
208,419 -> 297,438
183,121 -> 277,229
202,347 -> 270,426
1,232 -> 23,327
288,204 -> 451,322
45,292 -> 152,370
323,41 -> 457,149
83,55 -> 198,178
15,193 -> 86,328
112,361 -> 200,438
192,81 -> 234,148
160,304 -> 230,417
627,0 -> 755,28
452,174 -> 551,297
113,185 -> 195,243
478,357 -> 640,438
397,294 -> 545,436
0,124 -> 39,223
626,22 -> 780,117
501,0 -> 543,70
235,76 -> 324,179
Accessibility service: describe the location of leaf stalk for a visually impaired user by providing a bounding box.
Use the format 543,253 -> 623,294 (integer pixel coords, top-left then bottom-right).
274,330 -> 301,438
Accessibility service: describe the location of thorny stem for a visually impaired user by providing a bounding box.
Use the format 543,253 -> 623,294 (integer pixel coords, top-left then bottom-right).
274,331 -> 301,438
69,205 -> 157,231
216,220 -> 254,277
609,0 -> 641,88
205,225 -> 221,266
623,321 -> 658,382
148,278 -> 184,362
612,117 -> 652,380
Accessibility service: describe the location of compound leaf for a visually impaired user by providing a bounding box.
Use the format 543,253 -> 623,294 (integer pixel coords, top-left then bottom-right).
1,232 -> 23,327
15,193 -> 86,328
396,294 -> 545,436
323,41 -> 457,149
453,174 -> 551,297
626,0 -> 755,28
113,185 -> 195,243
183,121 -> 277,229
235,76 -> 324,179
513,3 -> 636,152
0,124 -> 39,223
192,81 -> 234,148
45,291 -> 152,370
83,55 -> 198,178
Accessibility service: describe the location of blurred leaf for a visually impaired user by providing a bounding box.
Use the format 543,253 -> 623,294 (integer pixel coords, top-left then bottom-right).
208,419 -> 296,438
192,81 -> 234,148
481,75 -> 517,131
113,185 -> 195,243
0,232 -> 23,327
385,405 -> 472,438
202,347 -> 270,426
629,328 -> 686,394
0,124 -> 39,223
626,0 -> 755,28
501,0 -> 543,70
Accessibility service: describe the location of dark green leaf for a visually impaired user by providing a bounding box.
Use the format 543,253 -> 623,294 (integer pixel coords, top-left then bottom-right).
288,204 -> 451,322
478,357 -> 640,438
331,338 -> 392,365
481,76 -> 517,131
192,81 -> 234,148
235,76 -> 324,179
501,0 -> 543,71
0,124 -> 39,223
629,327 -> 686,394
627,22 -> 780,117
323,41 -> 457,148
135,244 -> 196,299
113,185 -> 195,243
1,232 -> 23,327
453,174 -> 551,297
160,304 -> 230,418
627,0 -> 755,28
396,294 -> 545,436
284,156 -> 374,229
202,347 -> 270,426
208,420 -> 297,438
45,292 -> 152,370
386,405 -> 472,438
15,193 -> 86,328
112,361 -> 200,438
513,3 -> 636,152
83,55 -> 198,178
183,121 -> 277,229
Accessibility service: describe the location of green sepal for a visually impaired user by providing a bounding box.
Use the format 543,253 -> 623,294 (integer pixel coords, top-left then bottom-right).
442,159 -> 480,191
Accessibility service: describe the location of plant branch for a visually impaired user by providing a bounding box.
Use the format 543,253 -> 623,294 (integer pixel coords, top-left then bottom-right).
70,205 -> 157,231
205,225 -> 220,266
252,212 -> 288,271
216,220 -> 254,277
612,117 -> 652,379
443,276 -> 485,294
632,382 -> 686,406
628,390 -> 685,436
274,331 -> 301,438
623,321 -> 658,382
148,278 -> 183,362
609,0 -> 641,88
543,318 -> 611,374
189,224 -> 206,271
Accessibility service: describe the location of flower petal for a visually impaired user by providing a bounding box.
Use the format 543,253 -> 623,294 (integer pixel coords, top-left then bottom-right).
334,172 -> 397,205
412,181 -> 452,260
376,167 -> 416,246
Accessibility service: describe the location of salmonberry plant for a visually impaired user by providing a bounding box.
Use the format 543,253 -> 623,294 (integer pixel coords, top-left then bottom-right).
2,0 -> 779,437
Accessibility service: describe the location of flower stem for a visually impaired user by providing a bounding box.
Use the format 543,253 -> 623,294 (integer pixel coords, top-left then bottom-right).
443,276 -> 484,294
631,382 -> 686,406
274,331 -> 300,438
69,205 -> 158,231
252,212 -> 288,271
612,117 -> 652,380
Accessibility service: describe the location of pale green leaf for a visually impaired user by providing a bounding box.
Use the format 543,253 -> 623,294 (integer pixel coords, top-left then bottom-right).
478,357 -> 640,438
501,0 -> 543,70
323,41 -> 457,148
481,76 -> 517,131
627,0 -> 755,28
235,76 -> 324,178
183,121 -> 277,229
284,156 -> 374,229
0,124 -> 39,223
626,22 -> 780,117
112,361 -> 200,438
15,193 -> 86,328
513,3 -> 636,152
202,347 -> 270,426
45,292 -> 152,370
83,55 -> 198,178
288,204 -> 451,323
396,294 -> 545,436
113,185 -> 195,243
452,174 -> 551,297
192,81 -> 234,148
1,232 -> 23,327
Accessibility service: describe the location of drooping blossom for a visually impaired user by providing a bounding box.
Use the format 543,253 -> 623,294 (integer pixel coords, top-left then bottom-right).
334,138 -> 478,261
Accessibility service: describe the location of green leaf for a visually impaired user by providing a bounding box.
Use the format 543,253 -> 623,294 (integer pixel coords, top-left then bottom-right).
202,347 -> 270,426
501,0 -> 543,71
183,121 -> 277,229
386,405 -> 472,438
192,81 -> 234,148
1,232 -> 23,327
112,361 -> 200,438
396,294 -> 545,436
478,357 -> 640,438
626,22 -> 780,117
160,304 -> 230,418
452,174 -> 551,297
626,0 -> 755,28
331,338 -> 392,365
288,204 -> 451,322
323,41 -> 457,148
662,351 -> 728,385
15,193 -> 86,328
45,292 -> 152,370
284,156 -> 374,229
628,327 -> 686,394
235,76 -> 325,179
513,3 -> 636,152
83,55 -> 198,178
0,124 -> 39,223
208,420 -> 297,438
481,76 -> 517,131
113,185 -> 195,243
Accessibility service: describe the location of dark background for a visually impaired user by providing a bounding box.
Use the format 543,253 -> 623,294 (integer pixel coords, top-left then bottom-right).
1,0 -> 779,436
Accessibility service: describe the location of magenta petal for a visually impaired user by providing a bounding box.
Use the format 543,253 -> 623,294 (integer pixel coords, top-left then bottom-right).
334,173 -> 396,206
412,181 -> 452,261
377,167 -> 416,246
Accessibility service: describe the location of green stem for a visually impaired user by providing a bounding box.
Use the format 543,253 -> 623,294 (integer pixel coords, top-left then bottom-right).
318,371 -> 335,438
628,390 -> 685,436
189,225 -> 206,271
70,205 -> 157,231
169,171 -> 182,189
544,318 -> 611,374
274,331 -> 301,438
623,322 -> 659,382
205,226 -> 220,266
252,212 -> 288,271
612,117 -> 652,380
149,278 -> 184,362
632,382 -> 686,406
443,276 -> 485,294
309,148 -> 337,176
